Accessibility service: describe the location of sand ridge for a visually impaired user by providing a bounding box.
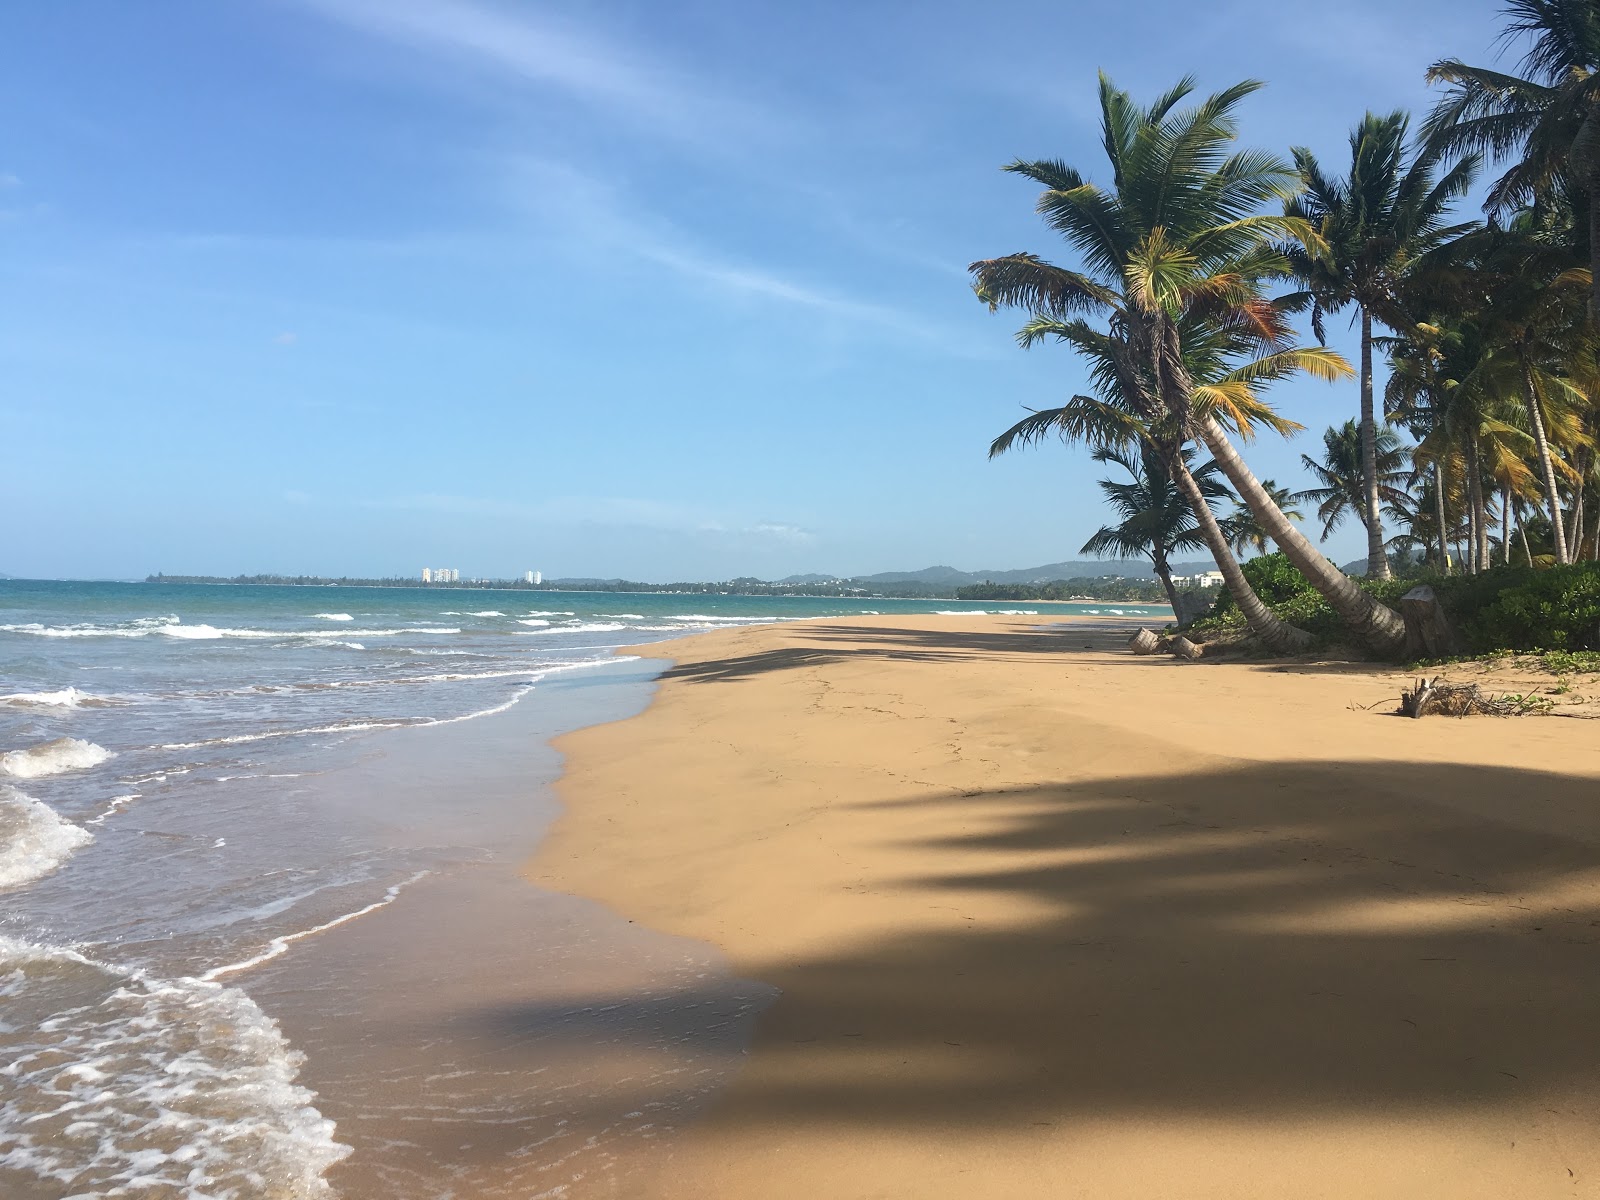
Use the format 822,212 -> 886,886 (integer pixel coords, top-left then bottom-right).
532,614 -> 1600,1198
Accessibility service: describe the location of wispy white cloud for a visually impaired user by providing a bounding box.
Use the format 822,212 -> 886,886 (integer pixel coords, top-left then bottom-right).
295,0 -> 783,144
497,156 -> 948,339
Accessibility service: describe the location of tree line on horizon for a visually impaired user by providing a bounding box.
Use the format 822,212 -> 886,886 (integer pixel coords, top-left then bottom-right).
976,0 -> 1600,653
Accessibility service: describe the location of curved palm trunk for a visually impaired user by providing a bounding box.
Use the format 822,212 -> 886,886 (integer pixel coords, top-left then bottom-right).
1198,415 -> 1407,656
1169,451 -> 1311,653
1359,311 -> 1391,580
1433,462 -> 1450,575
1521,357 -> 1571,565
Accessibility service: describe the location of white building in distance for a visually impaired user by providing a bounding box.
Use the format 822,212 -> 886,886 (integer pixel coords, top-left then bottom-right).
423,568 -> 459,583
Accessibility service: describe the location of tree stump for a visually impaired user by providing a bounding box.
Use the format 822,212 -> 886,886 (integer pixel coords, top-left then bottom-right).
1400,585 -> 1463,660
1173,589 -> 1213,627
1170,636 -> 1203,660
1128,628 -> 1163,655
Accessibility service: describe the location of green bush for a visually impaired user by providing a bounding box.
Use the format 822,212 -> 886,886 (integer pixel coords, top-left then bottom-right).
1195,555 -> 1600,656
1438,563 -> 1600,652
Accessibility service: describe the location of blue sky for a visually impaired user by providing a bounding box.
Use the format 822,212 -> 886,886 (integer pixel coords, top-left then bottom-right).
3,0 -> 1507,581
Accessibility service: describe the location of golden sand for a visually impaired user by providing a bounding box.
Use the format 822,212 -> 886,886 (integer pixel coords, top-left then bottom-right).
532,614 -> 1600,1199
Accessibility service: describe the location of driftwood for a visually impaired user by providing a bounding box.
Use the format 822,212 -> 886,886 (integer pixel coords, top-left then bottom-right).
1170,636 -> 1203,661
1398,676 -> 1546,718
1128,628 -> 1163,655
1400,585 -> 1463,660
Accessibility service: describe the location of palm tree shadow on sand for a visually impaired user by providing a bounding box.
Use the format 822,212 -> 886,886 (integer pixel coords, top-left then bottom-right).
473,758 -> 1600,1131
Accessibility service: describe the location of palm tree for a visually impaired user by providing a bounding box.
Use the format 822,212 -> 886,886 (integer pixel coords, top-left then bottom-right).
1284,110 -> 1477,580
1465,228 -> 1594,563
1077,444 -> 1232,620
1295,420 -> 1415,541
971,74 -> 1409,656
1222,480 -> 1305,556
1423,0 -> 1600,315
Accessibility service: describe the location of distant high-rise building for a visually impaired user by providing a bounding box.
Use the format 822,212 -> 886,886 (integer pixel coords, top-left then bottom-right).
533,571 -> 542,585
421,568 -> 432,583
524,570 -> 535,584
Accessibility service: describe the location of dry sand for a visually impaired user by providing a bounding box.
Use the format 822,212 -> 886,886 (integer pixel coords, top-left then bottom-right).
530,614 -> 1600,1199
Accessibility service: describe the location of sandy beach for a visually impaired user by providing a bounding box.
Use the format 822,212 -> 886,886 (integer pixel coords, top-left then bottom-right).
533,613 -> 1600,1199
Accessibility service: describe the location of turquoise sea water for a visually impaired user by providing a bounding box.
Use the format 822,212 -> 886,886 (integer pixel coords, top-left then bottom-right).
0,580 -> 1156,1197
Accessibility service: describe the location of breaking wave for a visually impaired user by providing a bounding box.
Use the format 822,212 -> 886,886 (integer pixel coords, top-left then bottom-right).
0,787 -> 93,890
0,738 -> 115,780
0,936 -> 350,1197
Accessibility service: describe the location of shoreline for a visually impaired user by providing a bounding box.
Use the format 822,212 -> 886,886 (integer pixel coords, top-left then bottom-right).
532,613 -> 1600,1198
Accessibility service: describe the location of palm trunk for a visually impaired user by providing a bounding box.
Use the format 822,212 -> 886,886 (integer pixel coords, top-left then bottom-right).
1152,549 -> 1183,623
1567,448 -> 1588,562
1465,437 -> 1488,573
1198,415 -> 1405,656
1521,356 -> 1571,565
1501,490 -> 1512,567
1359,310 -> 1391,580
1590,180 -> 1600,321
1518,514 -> 1533,567
1433,462 -> 1450,575
1169,450 -> 1310,653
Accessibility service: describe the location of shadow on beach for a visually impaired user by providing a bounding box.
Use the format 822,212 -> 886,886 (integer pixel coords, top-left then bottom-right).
479,757 -> 1600,1131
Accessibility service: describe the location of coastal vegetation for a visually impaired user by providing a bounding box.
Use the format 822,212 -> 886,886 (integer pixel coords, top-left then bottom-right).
977,0 -> 1600,657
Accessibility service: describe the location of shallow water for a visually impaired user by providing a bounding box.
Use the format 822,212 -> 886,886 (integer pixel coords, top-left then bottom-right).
0,580 -> 1144,1196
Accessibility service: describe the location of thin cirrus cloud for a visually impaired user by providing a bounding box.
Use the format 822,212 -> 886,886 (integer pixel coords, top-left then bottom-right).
294,0 -> 787,145
498,156 -> 962,343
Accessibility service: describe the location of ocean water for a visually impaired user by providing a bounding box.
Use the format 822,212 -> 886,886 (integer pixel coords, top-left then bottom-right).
0,579 -> 1144,1197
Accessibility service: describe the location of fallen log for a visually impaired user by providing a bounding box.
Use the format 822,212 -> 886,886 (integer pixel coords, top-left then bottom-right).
1128,628 -> 1163,656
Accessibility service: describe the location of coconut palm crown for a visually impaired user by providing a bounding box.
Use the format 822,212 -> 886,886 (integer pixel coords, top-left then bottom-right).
970,73 -> 1412,655
1283,109 -> 1478,579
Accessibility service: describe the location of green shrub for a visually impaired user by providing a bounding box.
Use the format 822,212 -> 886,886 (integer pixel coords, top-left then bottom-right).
1439,563 -> 1600,652
1194,556 -> 1600,656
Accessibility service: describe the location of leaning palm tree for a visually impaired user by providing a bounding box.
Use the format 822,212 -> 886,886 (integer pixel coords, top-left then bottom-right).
971,74 -> 1409,655
1423,0 -> 1600,315
1222,480 -> 1304,557
1078,444 -> 1231,620
1296,419 -> 1415,541
1285,111 -> 1477,579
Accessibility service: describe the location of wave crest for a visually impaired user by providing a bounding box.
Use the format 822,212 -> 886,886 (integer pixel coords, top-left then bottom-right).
0,787 -> 93,890
1,738 -> 115,779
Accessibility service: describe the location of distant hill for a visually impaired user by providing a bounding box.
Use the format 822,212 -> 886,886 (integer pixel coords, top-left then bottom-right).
854,560 -> 1214,586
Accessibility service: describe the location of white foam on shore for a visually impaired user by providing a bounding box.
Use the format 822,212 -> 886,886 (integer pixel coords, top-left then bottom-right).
1,738 -> 115,779
0,936 -> 349,1197
202,871 -> 431,982
312,613 -> 354,621
0,787 -> 94,890
0,615 -> 179,639
85,794 -> 140,828
158,624 -> 458,640
934,609 -> 1039,616
518,618 -> 551,627
518,622 -> 626,635
1,687 -> 119,709
156,660 -> 631,751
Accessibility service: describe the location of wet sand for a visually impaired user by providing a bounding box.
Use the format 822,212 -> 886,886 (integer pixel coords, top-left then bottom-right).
533,614 -> 1600,1199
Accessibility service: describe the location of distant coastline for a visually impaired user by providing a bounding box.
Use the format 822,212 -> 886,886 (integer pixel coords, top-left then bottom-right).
140,573 -> 1173,604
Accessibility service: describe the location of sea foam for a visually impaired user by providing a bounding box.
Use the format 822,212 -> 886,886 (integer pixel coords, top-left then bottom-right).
0,738 -> 115,779
0,936 -> 350,1197
1,687 -> 117,709
0,787 -> 93,890
312,613 -> 354,621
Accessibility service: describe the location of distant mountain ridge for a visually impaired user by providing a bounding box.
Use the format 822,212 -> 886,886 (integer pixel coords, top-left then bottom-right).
776,560 -> 1214,587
